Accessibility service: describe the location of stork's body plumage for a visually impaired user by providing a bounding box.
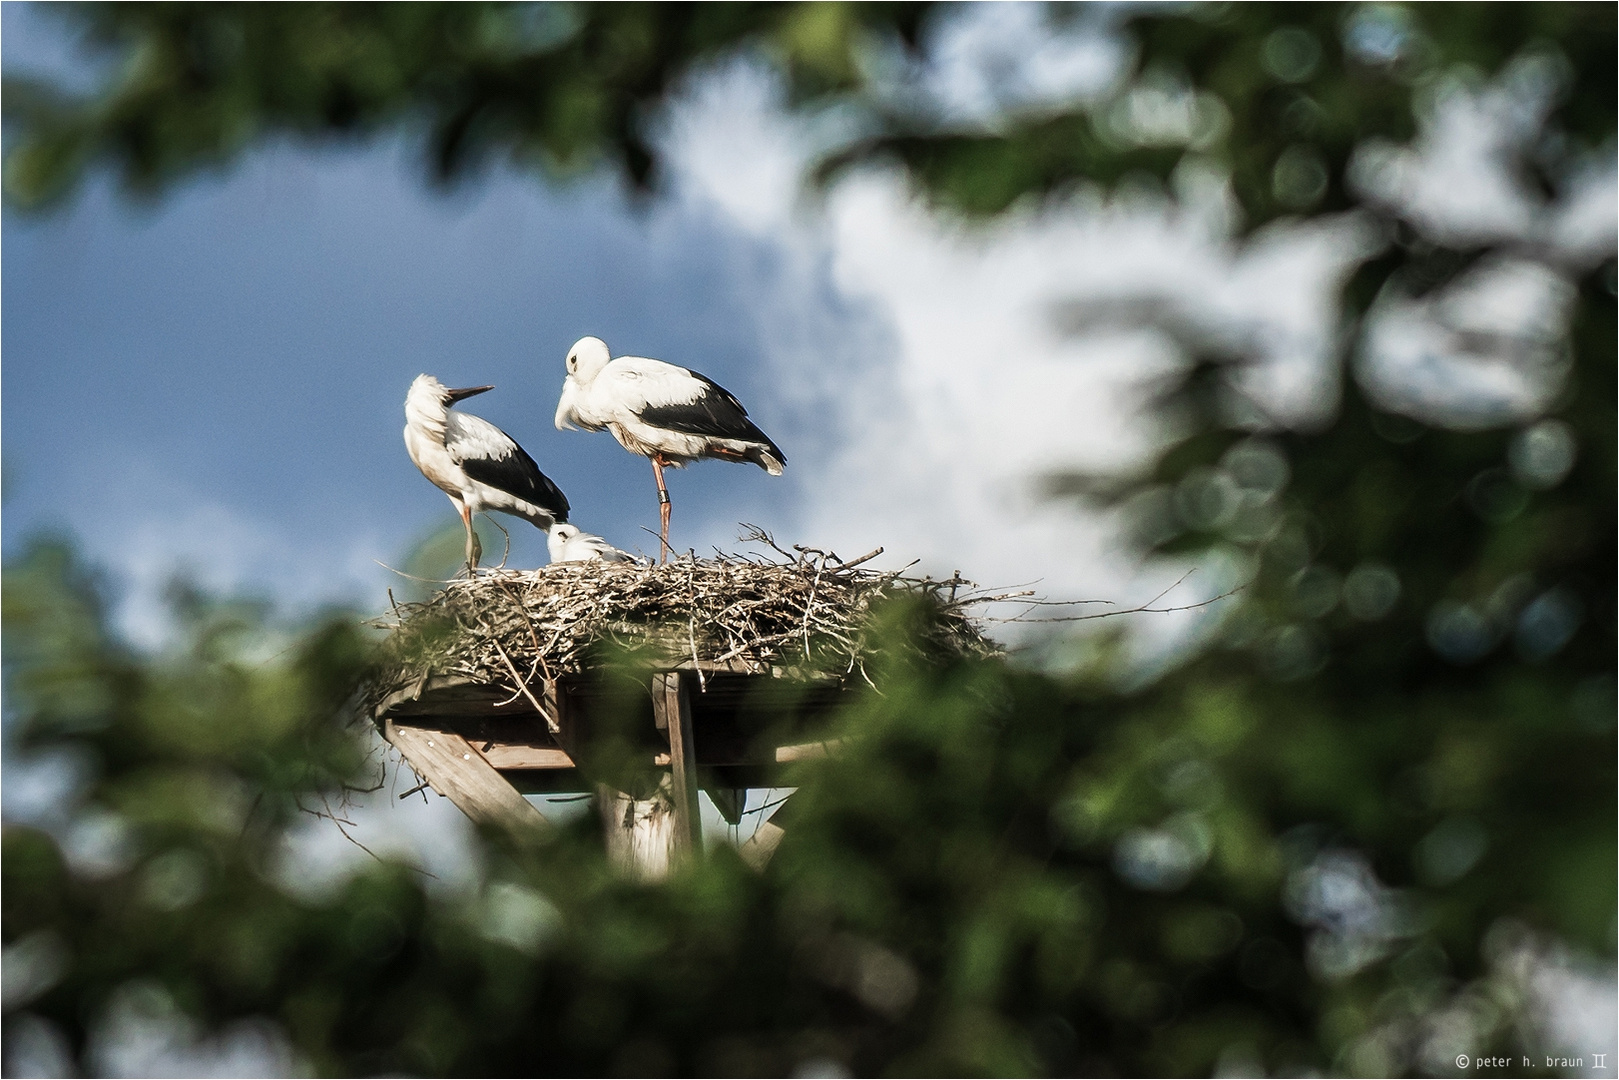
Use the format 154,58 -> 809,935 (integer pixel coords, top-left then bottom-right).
405,375 -> 569,572
555,336 -> 784,559
548,523 -> 634,564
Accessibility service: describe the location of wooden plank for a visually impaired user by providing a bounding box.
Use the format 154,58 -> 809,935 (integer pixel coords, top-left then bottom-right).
501,769 -> 588,795
653,671 -> 701,859
542,680 -> 563,735
384,721 -> 550,839
671,657 -> 770,675
739,821 -> 785,870
375,674 -> 525,717
480,745 -> 574,770
391,714 -> 557,751
376,673 -> 565,731
775,738 -> 844,763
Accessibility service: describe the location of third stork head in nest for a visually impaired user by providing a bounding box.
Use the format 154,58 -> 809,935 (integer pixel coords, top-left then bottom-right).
547,523 -> 634,564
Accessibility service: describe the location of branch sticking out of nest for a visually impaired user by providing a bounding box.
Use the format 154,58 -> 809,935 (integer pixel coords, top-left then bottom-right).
365,528 -> 1002,711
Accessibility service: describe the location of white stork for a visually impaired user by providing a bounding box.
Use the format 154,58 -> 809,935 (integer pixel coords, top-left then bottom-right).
554,336 -> 785,560
548,523 -> 634,564
404,375 -> 570,573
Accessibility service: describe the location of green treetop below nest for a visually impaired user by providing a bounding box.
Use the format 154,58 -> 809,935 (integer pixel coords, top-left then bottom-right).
368,545 -> 998,709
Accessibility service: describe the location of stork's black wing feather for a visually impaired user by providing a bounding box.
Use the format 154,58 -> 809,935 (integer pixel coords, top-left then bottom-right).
461,445 -> 571,521
640,371 -> 786,462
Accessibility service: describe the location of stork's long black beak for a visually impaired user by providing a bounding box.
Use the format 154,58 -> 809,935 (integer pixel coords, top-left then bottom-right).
446,384 -> 495,402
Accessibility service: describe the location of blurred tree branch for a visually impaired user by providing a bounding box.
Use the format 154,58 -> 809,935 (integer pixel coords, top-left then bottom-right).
2,1 -> 935,207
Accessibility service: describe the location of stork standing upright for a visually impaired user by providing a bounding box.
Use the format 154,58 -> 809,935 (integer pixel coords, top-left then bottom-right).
404,375 -> 570,573
554,336 -> 785,561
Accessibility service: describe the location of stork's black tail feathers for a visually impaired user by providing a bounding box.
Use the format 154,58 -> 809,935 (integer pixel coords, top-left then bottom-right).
640,370 -> 787,474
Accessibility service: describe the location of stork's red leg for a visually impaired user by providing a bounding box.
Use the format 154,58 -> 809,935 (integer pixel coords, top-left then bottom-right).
651,455 -> 673,563
458,500 -> 480,574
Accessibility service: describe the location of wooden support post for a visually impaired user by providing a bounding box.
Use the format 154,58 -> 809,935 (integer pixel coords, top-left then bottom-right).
597,783 -> 676,881
652,670 -> 701,859
385,721 -> 551,840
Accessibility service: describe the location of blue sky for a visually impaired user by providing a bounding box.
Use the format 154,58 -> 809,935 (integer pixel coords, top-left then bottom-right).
2,143 -> 794,561
2,6 -> 833,638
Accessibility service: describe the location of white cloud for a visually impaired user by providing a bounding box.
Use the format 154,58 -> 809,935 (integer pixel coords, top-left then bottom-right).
663,60 -> 817,239
116,511 -> 384,647
1351,74 -> 1546,248
1350,56 -> 1618,269
1359,256 -> 1578,428
46,458 -> 397,648
1548,158 -> 1619,268
906,3 -> 1126,124
658,60 -> 1369,660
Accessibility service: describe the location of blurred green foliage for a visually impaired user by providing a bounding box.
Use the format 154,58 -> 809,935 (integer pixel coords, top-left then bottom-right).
12,546 -> 1593,1076
848,3 -> 1615,222
4,2 -> 1615,1076
1,1 -> 931,207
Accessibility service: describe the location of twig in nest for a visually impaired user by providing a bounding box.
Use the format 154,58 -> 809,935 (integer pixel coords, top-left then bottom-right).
637,523 -> 674,561
373,558 -> 460,585
738,523 -> 797,561
993,571 -> 1248,623
492,637 -> 560,734
302,790 -> 386,866
477,513 -> 513,572
801,551 -> 826,659
689,613 -> 705,690
834,547 -> 884,571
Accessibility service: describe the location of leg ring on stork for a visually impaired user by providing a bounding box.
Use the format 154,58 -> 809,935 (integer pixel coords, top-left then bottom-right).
652,454 -> 674,563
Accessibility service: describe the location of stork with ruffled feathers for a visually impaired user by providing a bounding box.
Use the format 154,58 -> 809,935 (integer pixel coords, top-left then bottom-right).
405,375 -> 570,573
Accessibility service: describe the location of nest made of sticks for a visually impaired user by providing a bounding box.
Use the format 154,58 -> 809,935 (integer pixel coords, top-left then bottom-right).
366,532 -> 1001,713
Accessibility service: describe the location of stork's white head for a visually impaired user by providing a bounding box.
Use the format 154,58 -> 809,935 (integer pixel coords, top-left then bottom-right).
547,522 -> 580,563
564,336 -> 612,385
406,374 -> 494,432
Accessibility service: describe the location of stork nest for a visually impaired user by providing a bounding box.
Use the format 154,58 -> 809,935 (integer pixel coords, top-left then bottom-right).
365,532 -> 1000,712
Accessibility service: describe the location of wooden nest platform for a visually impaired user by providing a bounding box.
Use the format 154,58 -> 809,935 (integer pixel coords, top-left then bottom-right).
366,543 -> 996,870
